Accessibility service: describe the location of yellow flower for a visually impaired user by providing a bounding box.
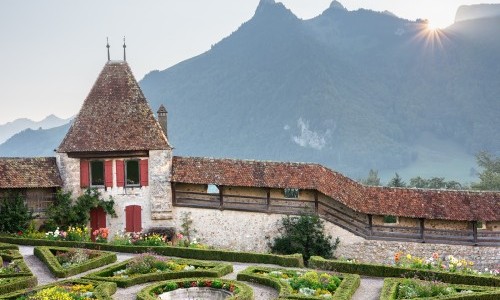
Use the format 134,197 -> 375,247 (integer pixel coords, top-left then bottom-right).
406,254 -> 412,260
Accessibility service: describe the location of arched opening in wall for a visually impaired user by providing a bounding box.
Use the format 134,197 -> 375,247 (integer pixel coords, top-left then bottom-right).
125,205 -> 142,232
90,207 -> 106,241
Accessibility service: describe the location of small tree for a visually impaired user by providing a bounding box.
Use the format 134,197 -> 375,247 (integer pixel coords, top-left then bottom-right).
388,173 -> 406,187
362,169 -> 381,186
270,215 -> 339,263
0,193 -> 34,233
472,151 -> 500,191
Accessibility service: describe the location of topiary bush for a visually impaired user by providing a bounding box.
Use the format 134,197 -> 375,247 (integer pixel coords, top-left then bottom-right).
270,215 -> 339,263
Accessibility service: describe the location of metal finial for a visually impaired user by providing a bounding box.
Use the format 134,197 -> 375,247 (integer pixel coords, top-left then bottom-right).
123,36 -> 126,61
106,37 -> 110,61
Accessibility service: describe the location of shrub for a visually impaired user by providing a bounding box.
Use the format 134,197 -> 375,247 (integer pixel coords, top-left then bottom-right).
0,193 -> 34,233
271,215 -> 339,263
44,189 -> 116,231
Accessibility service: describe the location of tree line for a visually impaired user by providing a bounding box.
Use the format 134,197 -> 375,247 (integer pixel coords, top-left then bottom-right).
360,151 -> 500,191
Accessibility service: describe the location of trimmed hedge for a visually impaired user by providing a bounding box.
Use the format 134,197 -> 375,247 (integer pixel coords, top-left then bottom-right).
0,250 -> 33,278
309,256 -> 500,287
237,266 -> 360,300
0,276 -> 37,296
0,243 -> 18,251
33,246 -> 117,277
83,257 -> 233,288
380,278 -> 500,300
0,279 -> 117,300
136,277 -> 253,300
0,236 -> 304,267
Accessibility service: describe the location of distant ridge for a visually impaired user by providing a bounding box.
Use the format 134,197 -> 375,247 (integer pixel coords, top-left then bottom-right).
455,3 -> 500,23
0,115 -> 71,144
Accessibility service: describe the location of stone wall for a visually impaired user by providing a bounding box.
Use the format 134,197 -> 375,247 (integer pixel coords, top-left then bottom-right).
336,240 -> 500,271
172,207 -> 499,270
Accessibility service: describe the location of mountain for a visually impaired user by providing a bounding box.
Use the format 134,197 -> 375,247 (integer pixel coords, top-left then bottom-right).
455,3 -> 500,23
2,1 -> 500,182
0,123 -> 71,157
0,114 -> 71,144
139,0 -> 500,179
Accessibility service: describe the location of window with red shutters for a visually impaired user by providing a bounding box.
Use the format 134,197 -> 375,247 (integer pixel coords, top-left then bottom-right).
116,160 -> 125,187
140,159 -> 148,187
80,160 -> 90,188
125,205 -> 142,232
104,160 -> 113,188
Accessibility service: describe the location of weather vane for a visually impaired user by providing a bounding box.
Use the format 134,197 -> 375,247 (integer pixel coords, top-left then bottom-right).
106,37 -> 110,61
123,37 -> 127,61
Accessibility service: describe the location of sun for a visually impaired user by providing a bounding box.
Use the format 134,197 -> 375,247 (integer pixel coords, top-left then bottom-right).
426,19 -> 439,31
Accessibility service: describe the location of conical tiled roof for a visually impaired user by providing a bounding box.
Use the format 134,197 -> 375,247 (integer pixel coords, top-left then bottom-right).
58,61 -> 170,153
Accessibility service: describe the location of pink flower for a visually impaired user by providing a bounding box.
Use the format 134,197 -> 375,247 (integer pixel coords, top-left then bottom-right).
176,233 -> 184,240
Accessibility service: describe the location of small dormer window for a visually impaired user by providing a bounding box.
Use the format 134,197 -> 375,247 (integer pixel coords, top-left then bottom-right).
284,188 -> 299,199
90,161 -> 104,186
125,160 -> 140,187
207,184 -> 219,194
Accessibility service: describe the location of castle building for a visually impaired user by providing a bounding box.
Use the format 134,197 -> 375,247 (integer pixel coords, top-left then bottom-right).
0,56 -> 499,262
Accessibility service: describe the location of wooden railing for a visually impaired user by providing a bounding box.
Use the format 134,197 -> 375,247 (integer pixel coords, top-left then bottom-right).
172,188 -> 500,247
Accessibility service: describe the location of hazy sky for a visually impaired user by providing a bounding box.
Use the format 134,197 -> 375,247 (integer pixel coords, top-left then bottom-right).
1,0 -> 498,124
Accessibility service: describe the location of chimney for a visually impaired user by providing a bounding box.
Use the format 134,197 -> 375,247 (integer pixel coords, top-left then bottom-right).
157,104 -> 168,139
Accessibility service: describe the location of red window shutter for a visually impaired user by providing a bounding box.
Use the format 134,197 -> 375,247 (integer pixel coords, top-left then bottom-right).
125,205 -> 141,232
140,159 -> 149,187
133,205 -> 142,231
104,160 -> 113,188
116,160 -> 125,187
80,160 -> 89,188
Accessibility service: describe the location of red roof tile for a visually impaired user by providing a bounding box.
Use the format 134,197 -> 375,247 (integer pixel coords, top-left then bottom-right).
0,157 -> 62,188
171,156 -> 500,221
57,61 -> 170,153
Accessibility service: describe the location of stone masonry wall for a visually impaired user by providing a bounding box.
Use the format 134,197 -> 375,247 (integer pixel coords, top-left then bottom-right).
173,207 -> 499,270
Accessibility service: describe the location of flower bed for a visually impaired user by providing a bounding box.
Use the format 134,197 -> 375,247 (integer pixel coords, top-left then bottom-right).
136,277 -> 253,300
380,278 -> 500,300
0,250 -> 33,278
83,253 -> 233,287
33,246 -> 117,278
0,279 -> 117,300
309,256 -> 500,287
0,236 -> 304,267
0,250 -> 37,295
237,266 -> 360,299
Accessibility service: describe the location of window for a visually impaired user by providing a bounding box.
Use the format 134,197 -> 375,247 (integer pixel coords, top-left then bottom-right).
383,215 -> 398,224
126,160 -> 140,187
284,188 -> 299,198
90,161 -> 104,186
207,184 -> 219,194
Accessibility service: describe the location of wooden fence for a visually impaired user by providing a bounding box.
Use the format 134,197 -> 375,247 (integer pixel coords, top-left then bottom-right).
172,187 -> 500,247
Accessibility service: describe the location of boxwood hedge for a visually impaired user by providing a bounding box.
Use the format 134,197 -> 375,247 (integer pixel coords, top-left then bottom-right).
83,257 -> 233,288
0,279 -> 117,300
309,256 -> 500,287
0,250 -> 33,278
0,236 -> 303,267
380,278 -> 500,300
136,277 -> 253,300
33,246 -> 117,278
0,276 -> 37,296
237,266 -> 360,300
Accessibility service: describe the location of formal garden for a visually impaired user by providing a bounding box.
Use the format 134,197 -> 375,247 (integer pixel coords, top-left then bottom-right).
0,190 -> 498,299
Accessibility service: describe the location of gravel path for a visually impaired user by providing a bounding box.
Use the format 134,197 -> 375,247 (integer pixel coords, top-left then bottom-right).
17,246 -> 374,300
351,277 -> 384,300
